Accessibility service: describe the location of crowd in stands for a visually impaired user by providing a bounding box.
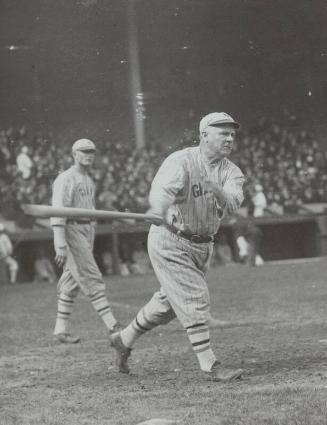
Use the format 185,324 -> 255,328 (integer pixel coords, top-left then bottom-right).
233,115 -> 327,215
1,113 -> 327,221
2,114 -> 327,280
0,126 -> 165,219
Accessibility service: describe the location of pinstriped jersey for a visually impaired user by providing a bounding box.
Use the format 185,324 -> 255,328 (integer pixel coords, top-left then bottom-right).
50,166 -> 95,226
149,146 -> 244,236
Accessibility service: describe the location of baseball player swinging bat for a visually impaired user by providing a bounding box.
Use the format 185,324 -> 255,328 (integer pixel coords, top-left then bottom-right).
22,204 -> 163,225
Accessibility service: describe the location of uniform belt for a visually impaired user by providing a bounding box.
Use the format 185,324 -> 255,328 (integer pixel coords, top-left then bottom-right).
67,219 -> 92,225
165,225 -> 214,244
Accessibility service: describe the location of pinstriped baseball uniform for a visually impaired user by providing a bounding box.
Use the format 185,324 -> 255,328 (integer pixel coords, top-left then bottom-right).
51,166 -> 95,226
143,146 -> 244,328
51,166 -> 105,297
52,141 -> 119,341
149,146 -> 244,234
113,114 -> 245,377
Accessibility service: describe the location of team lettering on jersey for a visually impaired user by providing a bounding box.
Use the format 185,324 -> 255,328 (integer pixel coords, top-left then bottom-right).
149,146 -> 244,236
50,166 -> 95,226
77,184 -> 94,197
191,182 -> 209,198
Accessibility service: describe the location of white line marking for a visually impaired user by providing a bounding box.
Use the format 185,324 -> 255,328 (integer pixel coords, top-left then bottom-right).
267,256 -> 326,266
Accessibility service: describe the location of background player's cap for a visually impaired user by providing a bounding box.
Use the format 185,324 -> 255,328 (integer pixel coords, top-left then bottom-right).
199,112 -> 240,133
72,138 -> 96,152
0,223 -> 5,232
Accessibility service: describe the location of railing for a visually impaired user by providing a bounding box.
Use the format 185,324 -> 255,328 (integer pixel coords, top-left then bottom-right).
2,212 -> 323,283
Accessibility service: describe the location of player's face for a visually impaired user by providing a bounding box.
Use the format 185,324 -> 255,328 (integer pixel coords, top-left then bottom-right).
202,125 -> 236,159
73,149 -> 96,167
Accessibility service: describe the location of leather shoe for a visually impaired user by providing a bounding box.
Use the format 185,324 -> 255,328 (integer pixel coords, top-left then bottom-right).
54,333 -> 80,344
204,361 -> 243,382
110,332 -> 131,374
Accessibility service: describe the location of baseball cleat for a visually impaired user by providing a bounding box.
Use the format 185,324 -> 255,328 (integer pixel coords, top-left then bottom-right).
204,361 -> 243,382
110,332 -> 132,374
54,333 -> 80,344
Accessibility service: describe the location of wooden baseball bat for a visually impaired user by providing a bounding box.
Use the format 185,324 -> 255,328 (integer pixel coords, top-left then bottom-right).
22,204 -> 163,225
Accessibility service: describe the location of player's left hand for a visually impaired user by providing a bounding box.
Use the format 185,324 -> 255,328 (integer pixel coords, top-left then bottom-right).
55,246 -> 67,268
204,179 -> 227,204
203,179 -> 218,195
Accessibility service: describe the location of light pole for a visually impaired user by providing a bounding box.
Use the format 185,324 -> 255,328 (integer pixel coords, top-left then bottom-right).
127,0 -> 146,149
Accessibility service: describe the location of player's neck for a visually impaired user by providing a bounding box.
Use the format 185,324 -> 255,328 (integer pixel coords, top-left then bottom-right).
73,163 -> 89,175
199,144 -> 223,165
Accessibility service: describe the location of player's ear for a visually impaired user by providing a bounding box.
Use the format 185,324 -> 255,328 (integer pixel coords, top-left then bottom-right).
200,131 -> 207,141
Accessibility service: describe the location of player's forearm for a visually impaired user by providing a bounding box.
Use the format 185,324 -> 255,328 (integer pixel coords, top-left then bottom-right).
52,225 -> 67,249
225,194 -> 242,215
218,174 -> 245,215
223,189 -> 244,215
50,216 -> 67,226
211,186 -> 244,215
50,199 -> 68,226
148,189 -> 175,217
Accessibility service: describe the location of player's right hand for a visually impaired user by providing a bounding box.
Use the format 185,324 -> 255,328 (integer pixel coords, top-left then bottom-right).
55,246 -> 67,268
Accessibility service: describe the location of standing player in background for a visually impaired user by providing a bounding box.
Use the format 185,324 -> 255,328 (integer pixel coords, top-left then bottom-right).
111,112 -> 245,382
0,223 -> 18,284
51,139 -> 121,343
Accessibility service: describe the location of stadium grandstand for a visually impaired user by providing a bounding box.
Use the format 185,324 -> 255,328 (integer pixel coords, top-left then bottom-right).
1,0 -> 327,278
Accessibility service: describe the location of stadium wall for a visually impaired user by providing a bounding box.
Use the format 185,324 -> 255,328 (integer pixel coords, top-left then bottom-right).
0,214 -> 322,284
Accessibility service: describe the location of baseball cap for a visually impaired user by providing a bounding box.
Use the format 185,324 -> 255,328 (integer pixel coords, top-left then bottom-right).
72,139 -> 96,152
199,112 -> 240,133
0,223 -> 4,232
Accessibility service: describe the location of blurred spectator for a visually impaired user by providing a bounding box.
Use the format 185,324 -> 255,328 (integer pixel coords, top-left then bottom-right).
16,146 -> 33,179
0,223 -> 18,283
251,183 -> 267,217
284,193 -> 303,214
101,250 -> 114,276
133,249 -> 152,273
119,260 -> 131,277
119,235 -> 146,276
234,218 -> 264,267
268,195 -> 285,215
236,234 -> 249,263
33,250 -> 56,284
213,234 -> 234,266
244,220 -> 264,266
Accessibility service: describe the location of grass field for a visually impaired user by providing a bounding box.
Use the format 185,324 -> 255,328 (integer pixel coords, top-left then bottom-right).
1,260 -> 327,425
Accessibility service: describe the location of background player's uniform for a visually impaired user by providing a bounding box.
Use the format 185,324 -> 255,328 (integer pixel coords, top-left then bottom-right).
0,231 -> 18,284
51,166 -> 118,337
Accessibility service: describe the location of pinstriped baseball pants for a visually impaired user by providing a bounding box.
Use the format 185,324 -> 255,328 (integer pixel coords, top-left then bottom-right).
144,224 -> 214,328
57,223 -> 105,298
